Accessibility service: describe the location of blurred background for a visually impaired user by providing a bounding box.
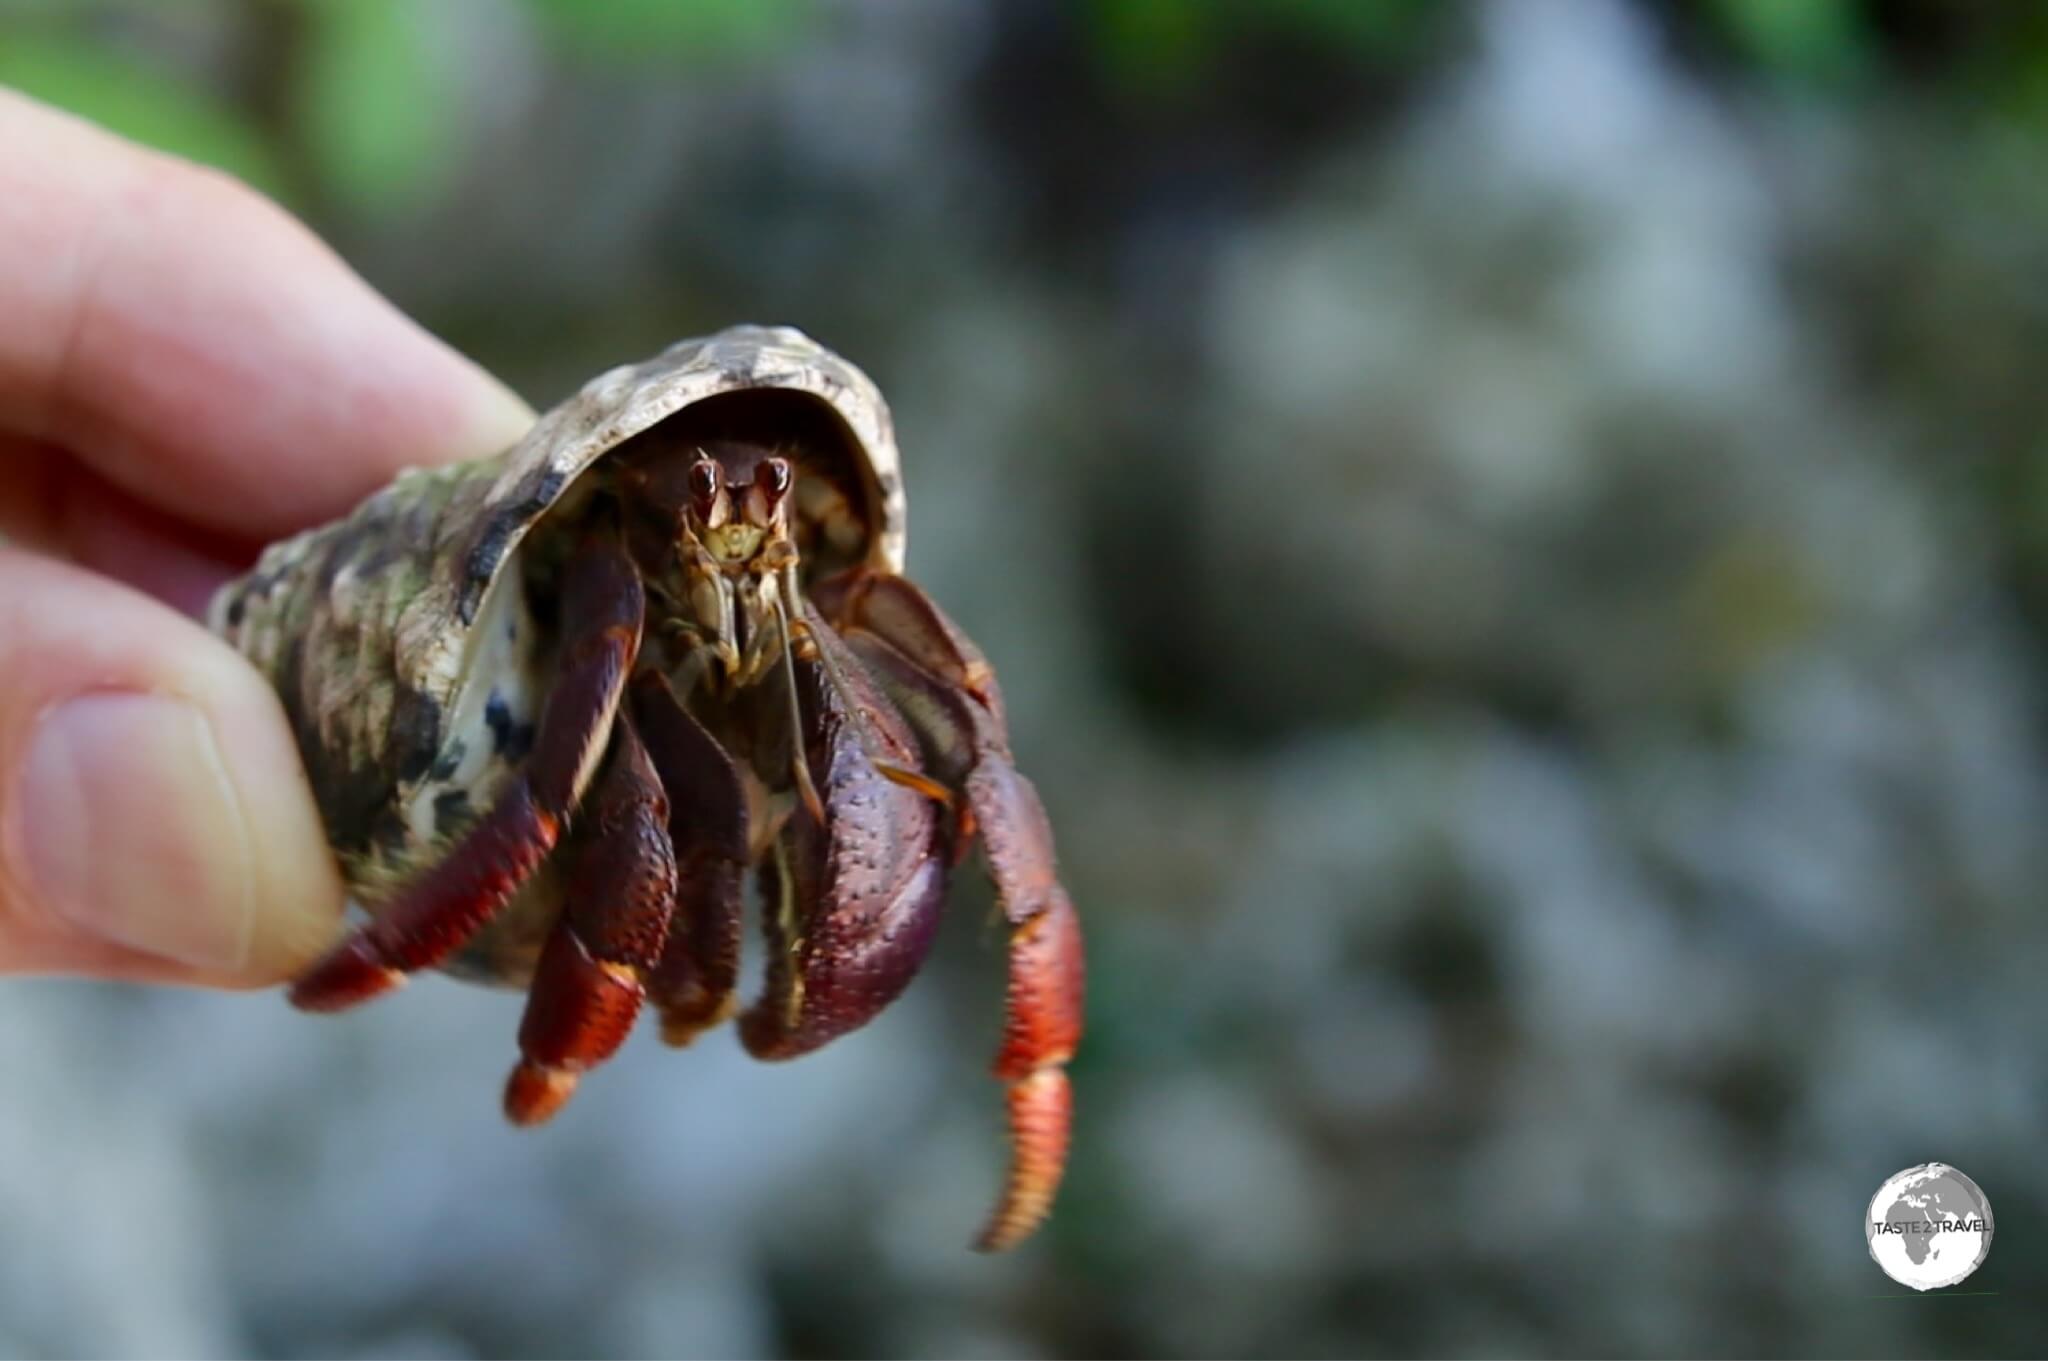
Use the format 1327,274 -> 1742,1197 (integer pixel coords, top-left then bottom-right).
5,0 -> 2048,1355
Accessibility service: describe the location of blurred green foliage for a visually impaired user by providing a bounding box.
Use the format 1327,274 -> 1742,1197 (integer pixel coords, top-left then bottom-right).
10,0 -> 2048,219
293,0 -> 449,217
0,0 -> 814,221
1708,0 -> 1870,85
523,0 -> 814,67
1082,0 -> 1438,96
0,27 -> 286,194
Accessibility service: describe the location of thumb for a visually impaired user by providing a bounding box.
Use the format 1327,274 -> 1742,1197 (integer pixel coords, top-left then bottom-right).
0,545 -> 344,986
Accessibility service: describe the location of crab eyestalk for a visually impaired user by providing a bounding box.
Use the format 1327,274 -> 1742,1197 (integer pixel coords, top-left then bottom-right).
688,451 -> 792,569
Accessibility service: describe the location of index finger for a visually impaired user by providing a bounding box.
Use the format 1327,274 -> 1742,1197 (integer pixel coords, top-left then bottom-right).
0,88 -> 535,540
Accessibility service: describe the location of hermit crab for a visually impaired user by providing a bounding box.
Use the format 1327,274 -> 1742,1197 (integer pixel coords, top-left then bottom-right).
207,324 -> 1083,1251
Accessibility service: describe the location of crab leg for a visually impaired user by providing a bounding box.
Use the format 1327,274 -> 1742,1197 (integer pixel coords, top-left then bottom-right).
289,535 -> 646,1012
630,670 -> 749,1048
817,576 -> 1085,1253
962,766 -> 1084,1252
737,619 -> 950,1062
504,713 -> 677,1126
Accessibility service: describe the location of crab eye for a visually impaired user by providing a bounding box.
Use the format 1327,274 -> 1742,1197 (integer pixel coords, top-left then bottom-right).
686,459 -> 721,517
756,456 -> 792,501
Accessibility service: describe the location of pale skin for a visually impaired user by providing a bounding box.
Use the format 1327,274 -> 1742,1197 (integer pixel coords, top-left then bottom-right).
0,88 -> 536,986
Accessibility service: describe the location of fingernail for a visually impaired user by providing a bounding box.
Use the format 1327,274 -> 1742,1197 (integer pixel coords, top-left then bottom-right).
7,693 -> 254,969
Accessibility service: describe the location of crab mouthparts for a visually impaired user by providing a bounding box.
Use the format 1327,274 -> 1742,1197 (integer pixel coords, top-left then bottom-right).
704,523 -> 768,563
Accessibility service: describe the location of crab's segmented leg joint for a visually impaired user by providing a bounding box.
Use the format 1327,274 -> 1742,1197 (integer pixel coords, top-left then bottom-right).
504,946 -> 642,1126
504,714 -> 677,1126
289,787 -> 560,1012
979,1065 -> 1074,1254
975,882 -> 1084,1253
967,763 -> 1084,1253
631,671 -> 750,1049
288,535 -> 645,1014
819,573 -> 1086,1252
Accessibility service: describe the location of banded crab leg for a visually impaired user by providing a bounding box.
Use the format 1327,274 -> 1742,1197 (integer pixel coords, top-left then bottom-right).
503,712 -> 678,1125
630,670 -> 750,1048
289,533 -> 646,1012
811,573 -> 1085,1253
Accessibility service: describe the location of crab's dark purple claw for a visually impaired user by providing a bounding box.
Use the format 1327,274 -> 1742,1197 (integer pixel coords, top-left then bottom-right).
630,670 -> 750,1048
737,620 -> 950,1062
289,536 -> 646,1012
504,713 -> 678,1126
819,574 -> 1086,1253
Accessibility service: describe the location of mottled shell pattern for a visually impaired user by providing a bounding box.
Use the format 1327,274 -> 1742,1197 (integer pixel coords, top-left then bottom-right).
208,324 -> 906,981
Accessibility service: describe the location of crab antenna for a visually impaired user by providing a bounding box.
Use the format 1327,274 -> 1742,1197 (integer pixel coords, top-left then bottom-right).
784,560 -> 877,753
775,591 -> 828,825
788,563 -> 860,709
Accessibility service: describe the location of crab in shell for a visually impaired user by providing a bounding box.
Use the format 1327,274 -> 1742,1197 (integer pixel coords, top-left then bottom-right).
208,324 -> 1083,1251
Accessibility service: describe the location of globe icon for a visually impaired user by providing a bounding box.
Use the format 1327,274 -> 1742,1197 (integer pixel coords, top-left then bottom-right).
1866,1163 -> 1994,1291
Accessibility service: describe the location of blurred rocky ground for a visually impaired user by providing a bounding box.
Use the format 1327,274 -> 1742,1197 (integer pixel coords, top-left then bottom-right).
4,0 -> 2048,1355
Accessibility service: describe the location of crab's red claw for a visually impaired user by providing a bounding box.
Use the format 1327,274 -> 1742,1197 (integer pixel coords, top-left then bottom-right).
504,714 -> 677,1126
739,623 -> 950,1061
289,535 -> 645,1013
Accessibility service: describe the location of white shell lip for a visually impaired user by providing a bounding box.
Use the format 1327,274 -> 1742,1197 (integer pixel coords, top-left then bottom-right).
504,322 -> 907,578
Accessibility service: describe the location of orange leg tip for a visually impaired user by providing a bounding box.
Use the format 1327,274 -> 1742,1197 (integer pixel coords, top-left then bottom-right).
287,937 -> 406,1013
973,1066 -> 1073,1253
503,1061 -> 580,1127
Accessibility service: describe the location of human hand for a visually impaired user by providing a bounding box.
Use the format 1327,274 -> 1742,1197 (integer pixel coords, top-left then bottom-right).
0,90 -> 535,987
